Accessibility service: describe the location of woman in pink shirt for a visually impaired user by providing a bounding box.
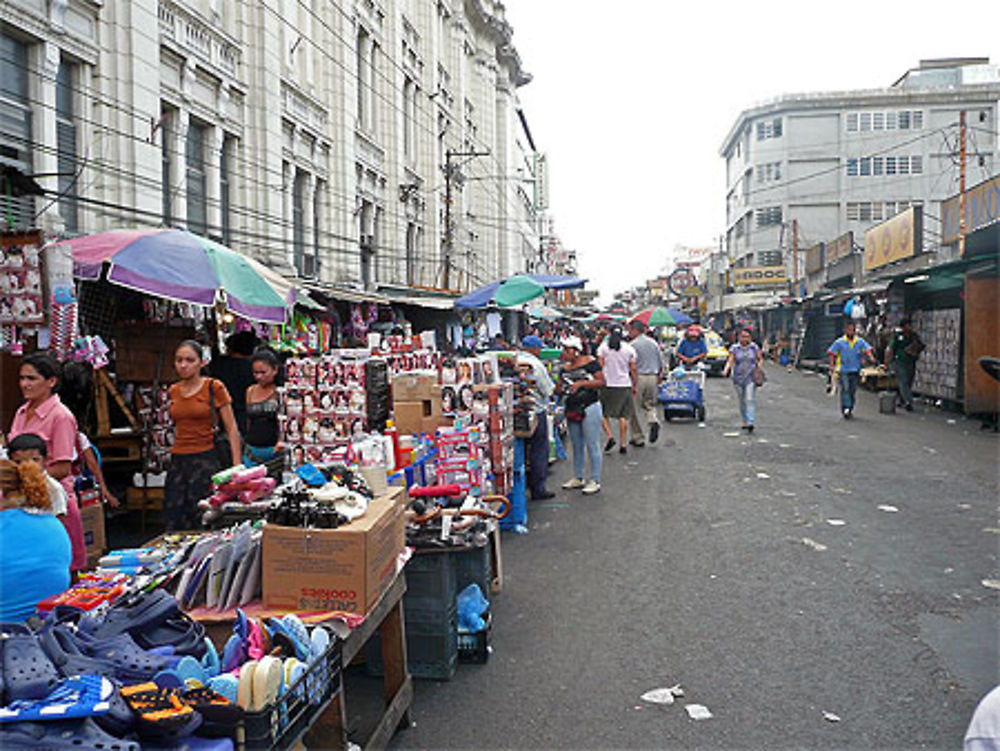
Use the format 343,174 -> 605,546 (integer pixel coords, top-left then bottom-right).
7,352 -> 87,573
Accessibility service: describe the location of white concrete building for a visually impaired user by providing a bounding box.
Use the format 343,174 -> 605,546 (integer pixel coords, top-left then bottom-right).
719,58 -> 1000,289
0,0 -> 541,294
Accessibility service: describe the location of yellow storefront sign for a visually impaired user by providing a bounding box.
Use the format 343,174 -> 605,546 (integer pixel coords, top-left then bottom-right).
863,207 -> 922,272
732,266 -> 788,286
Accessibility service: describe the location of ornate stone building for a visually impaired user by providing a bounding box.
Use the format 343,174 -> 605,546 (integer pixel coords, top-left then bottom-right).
0,0 -> 542,293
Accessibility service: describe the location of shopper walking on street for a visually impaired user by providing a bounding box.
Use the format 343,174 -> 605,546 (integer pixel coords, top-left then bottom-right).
518,335 -> 556,500
627,320 -> 664,445
723,328 -> 765,433
7,353 -> 87,574
166,340 -> 242,530
597,325 -> 638,454
558,336 -> 605,495
827,321 -> 875,419
885,318 -> 924,412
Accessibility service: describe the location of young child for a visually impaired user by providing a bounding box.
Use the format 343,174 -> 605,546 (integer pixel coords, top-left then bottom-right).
7,433 -> 67,517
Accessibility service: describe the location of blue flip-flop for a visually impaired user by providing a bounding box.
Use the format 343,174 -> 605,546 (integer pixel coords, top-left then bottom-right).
0,675 -> 112,723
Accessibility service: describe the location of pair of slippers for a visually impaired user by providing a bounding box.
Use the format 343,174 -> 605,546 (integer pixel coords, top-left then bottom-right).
0,675 -> 113,723
234,656 -> 294,712
151,638 -> 220,689
120,681 -> 241,741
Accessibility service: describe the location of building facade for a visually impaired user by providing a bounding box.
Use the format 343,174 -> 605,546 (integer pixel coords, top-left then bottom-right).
717,58 -> 1000,301
0,0 -> 542,294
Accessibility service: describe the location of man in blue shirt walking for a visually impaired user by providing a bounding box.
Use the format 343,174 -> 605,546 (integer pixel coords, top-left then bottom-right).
827,320 -> 875,419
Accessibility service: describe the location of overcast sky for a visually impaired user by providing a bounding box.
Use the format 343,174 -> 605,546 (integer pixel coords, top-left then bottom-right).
502,0 -> 998,305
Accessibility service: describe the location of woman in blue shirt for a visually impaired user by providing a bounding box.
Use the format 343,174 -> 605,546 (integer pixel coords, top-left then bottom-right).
0,458 -> 71,622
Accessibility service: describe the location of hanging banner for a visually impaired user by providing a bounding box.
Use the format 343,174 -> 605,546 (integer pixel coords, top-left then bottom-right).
863,206 -> 922,272
533,152 -> 549,211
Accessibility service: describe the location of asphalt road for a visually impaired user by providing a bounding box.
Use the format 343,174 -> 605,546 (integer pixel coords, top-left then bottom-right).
390,365 -> 999,750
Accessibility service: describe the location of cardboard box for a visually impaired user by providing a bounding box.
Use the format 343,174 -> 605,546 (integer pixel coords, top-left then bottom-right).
392,373 -> 439,402
80,503 -> 106,561
262,488 -> 405,615
393,398 -> 442,436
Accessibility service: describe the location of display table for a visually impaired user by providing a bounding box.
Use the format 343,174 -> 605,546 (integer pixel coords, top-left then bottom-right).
195,571 -> 412,751
860,367 -> 897,391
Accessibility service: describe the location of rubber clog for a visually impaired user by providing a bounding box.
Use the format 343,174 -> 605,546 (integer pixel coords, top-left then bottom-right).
71,630 -> 170,683
0,717 -> 140,750
80,590 -> 180,642
0,675 -> 112,723
0,624 -> 61,702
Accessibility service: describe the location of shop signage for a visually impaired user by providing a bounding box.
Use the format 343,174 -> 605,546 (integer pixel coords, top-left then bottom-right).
825,232 -> 853,265
941,174 -> 1000,244
863,206 -> 922,272
732,266 -> 788,286
533,152 -> 549,211
804,243 -> 824,275
668,267 -> 697,296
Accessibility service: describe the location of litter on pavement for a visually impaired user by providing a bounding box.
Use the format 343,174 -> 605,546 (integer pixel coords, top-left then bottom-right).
982,528 -> 1000,534
640,688 -> 675,705
685,704 -> 713,720
877,504 -> 899,513
723,432 -> 741,437
640,685 -> 684,705
826,519 -> 846,526
981,579 -> 1000,590
756,472 -> 771,479
800,537 -> 828,552
823,711 -> 842,723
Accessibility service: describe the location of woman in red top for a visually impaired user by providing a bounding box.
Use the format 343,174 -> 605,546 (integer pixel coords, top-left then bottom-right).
7,352 -> 87,572
165,341 -> 242,530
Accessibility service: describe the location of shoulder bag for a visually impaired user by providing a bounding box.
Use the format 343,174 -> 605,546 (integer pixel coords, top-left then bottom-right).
208,379 -> 234,469
751,346 -> 766,387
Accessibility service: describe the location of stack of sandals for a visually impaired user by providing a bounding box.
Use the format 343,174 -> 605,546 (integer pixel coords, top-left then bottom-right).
0,590 -> 339,749
0,590 -> 232,750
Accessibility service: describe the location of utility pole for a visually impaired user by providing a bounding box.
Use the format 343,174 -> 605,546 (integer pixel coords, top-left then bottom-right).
792,218 -> 799,296
442,148 -> 489,290
959,110 -> 967,257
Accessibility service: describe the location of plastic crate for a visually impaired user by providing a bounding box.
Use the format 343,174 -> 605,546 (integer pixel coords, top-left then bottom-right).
367,604 -> 458,681
403,550 -> 457,612
452,544 -> 491,596
241,626 -> 343,751
457,613 -> 491,664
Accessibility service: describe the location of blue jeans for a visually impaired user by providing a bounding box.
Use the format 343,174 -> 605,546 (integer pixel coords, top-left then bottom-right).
735,382 -> 756,425
527,410 -> 550,498
567,401 -> 603,483
840,371 -> 860,411
895,359 -> 915,407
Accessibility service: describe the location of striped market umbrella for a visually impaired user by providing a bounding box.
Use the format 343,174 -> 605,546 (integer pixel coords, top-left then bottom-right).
57,228 -> 298,323
630,307 -> 678,327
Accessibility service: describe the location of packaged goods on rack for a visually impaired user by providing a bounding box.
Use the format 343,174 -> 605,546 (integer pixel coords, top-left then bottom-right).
136,383 -> 174,474
280,351 -> 390,466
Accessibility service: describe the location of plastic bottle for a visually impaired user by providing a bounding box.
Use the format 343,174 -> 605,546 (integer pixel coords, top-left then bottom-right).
384,419 -> 402,471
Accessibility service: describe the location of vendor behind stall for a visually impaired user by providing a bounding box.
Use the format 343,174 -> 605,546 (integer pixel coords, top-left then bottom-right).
166,341 -> 242,530
211,331 -> 258,437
